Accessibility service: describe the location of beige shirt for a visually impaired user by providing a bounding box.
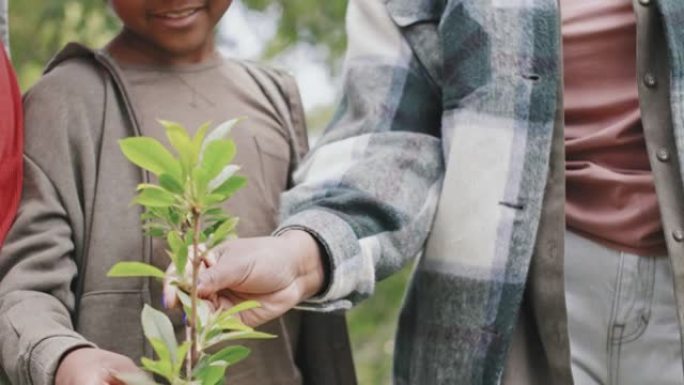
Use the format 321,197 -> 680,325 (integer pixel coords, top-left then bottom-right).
562,0 -> 667,256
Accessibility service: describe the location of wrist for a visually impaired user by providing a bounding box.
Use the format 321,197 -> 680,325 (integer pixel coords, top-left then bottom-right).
280,229 -> 326,300
56,347 -> 95,385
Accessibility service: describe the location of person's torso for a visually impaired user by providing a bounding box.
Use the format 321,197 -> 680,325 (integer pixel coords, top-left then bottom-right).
562,0 -> 667,256
382,0 -> 684,383
74,53 -> 303,385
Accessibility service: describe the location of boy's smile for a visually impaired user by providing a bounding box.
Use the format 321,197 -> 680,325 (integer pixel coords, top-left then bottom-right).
149,3 -> 208,29
108,0 -> 232,65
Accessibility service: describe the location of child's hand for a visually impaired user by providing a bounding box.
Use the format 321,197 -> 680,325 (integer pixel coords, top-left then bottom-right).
55,348 -> 143,385
166,230 -> 325,327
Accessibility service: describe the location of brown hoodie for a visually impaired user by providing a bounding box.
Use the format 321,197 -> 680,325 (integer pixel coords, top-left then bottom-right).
0,44 -> 355,385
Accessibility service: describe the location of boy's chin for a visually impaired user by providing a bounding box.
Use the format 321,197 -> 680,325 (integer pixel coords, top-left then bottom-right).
154,36 -> 215,61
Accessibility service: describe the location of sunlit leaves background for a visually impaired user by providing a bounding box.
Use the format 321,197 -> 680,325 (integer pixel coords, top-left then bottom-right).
7,0 -> 409,383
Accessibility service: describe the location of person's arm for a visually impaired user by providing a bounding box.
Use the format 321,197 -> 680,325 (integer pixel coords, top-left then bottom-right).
0,42 -> 21,247
191,0 -> 444,325
0,63 -> 140,385
275,0 -> 444,309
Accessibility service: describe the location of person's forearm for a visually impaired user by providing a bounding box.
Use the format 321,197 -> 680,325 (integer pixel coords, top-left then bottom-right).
277,0 -> 444,309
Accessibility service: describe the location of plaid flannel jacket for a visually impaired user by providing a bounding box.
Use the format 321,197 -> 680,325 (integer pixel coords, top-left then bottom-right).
280,0 -> 684,383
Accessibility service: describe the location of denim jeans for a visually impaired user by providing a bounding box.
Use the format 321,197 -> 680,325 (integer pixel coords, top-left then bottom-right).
565,230 -> 684,385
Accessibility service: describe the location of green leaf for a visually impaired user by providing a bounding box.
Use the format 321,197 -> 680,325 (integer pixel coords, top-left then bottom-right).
141,305 -> 178,364
141,357 -> 172,380
159,174 -> 184,194
148,338 -> 172,365
107,262 -> 166,279
223,300 -> 261,317
195,362 -> 228,385
203,208 -> 225,217
192,167 -> 211,199
114,372 -> 160,385
160,120 -> 195,174
212,176 -> 247,197
146,227 -> 166,238
209,218 -> 239,248
201,140 -> 236,182
167,231 -> 183,254
202,193 -> 229,207
206,331 -> 276,349
175,291 -> 211,330
215,316 -> 252,333
209,345 -> 251,366
193,345 -> 250,385
200,118 -> 243,156
167,232 -> 188,276
192,121 -> 212,156
119,137 -> 182,181
142,207 -> 173,223
174,341 -> 191,377
208,165 -> 240,192
133,188 -> 176,208
176,290 -> 193,315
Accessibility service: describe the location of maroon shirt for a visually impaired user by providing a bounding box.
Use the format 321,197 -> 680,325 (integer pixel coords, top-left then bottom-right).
0,43 -> 22,247
563,0 -> 667,256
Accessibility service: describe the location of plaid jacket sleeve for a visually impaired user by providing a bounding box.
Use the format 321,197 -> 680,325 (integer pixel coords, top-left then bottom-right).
277,0 -> 445,310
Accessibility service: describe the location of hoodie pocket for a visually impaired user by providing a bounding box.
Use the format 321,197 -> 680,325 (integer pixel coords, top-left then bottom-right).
77,291 -> 146,361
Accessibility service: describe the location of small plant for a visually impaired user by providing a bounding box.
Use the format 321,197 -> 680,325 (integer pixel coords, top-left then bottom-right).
107,119 -> 274,385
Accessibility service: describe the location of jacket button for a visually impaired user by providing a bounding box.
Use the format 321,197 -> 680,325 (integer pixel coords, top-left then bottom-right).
639,0 -> 651,5
657,148 -> 671,162
644,73 -> 657,88
674,230 -> 684,243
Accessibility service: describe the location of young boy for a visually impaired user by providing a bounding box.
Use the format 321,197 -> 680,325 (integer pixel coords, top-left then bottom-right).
0,2 -> 354,385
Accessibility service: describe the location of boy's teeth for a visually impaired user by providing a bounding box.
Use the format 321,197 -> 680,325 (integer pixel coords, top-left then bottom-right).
164,9 -> 196,19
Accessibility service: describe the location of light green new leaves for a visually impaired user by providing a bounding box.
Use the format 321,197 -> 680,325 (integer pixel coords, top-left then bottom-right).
200,118 -> 242,156
212,176 -> 247,198
135,185 -> 177,208
222,300 -> 261,317
159,174 -> 184,194
112,120 -> 261,385
161,120 -> 195,175
202,140 -> 237,182
209,218 -> 239,248
108,262 -> 166,279
119,138 -> 182,183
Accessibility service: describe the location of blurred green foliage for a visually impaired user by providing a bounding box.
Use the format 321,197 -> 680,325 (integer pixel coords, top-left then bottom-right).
9,0 -> 119,89
240,0 -> 347,66
347,266 -> 412,385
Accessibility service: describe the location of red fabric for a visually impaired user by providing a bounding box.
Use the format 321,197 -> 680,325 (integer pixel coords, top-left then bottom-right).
562,0 -> 667,256
0,43 -> 22,247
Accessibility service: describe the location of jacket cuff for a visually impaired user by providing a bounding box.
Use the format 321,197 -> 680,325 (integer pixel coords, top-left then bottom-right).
276,209 -> 375,310
27,334 -> 95,385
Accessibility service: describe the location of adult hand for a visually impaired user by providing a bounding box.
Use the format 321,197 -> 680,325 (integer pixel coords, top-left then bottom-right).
55,347 -> 142,385
165,230 -> 325,327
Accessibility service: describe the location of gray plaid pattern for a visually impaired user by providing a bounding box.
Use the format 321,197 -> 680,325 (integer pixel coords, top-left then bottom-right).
280,0 -> 684,383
